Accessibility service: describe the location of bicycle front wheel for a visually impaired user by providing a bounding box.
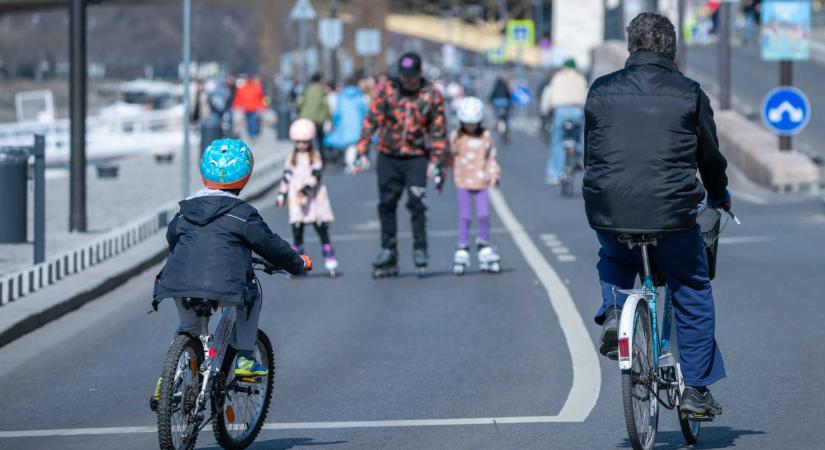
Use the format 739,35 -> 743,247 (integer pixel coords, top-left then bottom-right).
212,329 -> 275,449
621,301 -> 659,450
157,334 -> 203,450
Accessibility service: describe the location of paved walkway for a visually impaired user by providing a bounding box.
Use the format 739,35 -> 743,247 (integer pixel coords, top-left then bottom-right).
0,127 -> 289,276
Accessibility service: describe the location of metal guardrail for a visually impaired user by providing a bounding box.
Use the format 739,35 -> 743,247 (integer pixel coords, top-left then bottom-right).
0,148 -> 285,306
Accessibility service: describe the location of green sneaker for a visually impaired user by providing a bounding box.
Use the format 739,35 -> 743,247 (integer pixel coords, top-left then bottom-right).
149,377 -> 162,411
234,356 -> 267,377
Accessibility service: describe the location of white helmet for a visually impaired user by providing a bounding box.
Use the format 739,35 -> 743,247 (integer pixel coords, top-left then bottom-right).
457,96 -> 484,124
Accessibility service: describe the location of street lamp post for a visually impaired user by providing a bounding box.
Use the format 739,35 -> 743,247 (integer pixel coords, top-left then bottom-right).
182,0 -> 192,198
69,0 -> 87,232
718,1 -> 732,111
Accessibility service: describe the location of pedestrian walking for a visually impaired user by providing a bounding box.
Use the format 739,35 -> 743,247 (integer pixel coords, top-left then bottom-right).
449,97 -> 501,276
324,76 -> 368,170
353,52 -> 448,278
298,73 -> 331,161
234,75 -> 266,141
276,118 -> 339,277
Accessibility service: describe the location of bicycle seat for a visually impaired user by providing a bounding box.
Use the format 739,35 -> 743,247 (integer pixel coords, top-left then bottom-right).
615,234 -> 663,246
180,298 -> 219,316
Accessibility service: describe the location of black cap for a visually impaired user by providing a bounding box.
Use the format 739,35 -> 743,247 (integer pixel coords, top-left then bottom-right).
398,52 -> 422,77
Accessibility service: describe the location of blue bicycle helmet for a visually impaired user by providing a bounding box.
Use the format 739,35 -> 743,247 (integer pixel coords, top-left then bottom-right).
200,139 -> 254,190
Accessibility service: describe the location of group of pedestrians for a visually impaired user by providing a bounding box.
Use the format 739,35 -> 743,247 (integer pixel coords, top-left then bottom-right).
154,11 -> 731,422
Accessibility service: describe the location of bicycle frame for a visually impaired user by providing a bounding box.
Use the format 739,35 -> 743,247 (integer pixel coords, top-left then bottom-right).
616,241 -> 678,374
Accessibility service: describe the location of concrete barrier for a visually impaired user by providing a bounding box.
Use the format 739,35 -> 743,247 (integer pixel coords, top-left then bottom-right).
590,41 -> 820,193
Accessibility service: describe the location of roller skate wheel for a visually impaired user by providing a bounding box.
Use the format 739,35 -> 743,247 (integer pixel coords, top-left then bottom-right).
453,264 -> 465,276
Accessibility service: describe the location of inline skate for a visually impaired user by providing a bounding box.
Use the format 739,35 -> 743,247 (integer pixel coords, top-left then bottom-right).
323,244 -> 338,278
453,246 -> 470,276
477,241 -> 501,273
372,248 -> 399,278
413,248 -> 428,277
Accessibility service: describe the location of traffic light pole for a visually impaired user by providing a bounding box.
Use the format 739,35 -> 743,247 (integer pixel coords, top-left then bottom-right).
779,60 -> 793,151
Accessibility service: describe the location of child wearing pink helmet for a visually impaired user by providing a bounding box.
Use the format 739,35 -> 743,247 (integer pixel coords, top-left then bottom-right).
276,118 -> 339,276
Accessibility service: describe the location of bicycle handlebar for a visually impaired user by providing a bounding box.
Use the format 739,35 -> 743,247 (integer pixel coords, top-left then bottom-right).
251,257 -> 288,275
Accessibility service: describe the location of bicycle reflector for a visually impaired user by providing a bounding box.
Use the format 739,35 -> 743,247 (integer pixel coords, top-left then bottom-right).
618,337 -> 630,360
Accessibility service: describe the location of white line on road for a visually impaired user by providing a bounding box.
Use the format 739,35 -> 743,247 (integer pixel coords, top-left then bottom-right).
719,235 -> 773,245
0,415 -> 588,438
488,189 -> 600,422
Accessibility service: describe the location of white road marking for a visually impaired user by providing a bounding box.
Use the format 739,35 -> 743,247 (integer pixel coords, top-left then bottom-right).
550,247 -> 570,255
557,255 -> 577,262
719,236 -> 773,245
0,415 -> 587,438
488,189 -> 600,422
734,191 -> 769,205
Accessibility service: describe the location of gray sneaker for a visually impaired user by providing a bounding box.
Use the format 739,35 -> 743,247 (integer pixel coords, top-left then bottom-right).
599,307 -> 621,360
681,387 -> 722,417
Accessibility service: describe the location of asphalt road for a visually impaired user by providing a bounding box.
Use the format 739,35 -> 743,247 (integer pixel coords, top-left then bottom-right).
1,130 -> 824,449
686,44 -> 824,160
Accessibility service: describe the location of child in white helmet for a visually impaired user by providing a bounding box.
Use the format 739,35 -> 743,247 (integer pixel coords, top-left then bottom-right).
277,118 -> 339,276
449,96 -> 501,275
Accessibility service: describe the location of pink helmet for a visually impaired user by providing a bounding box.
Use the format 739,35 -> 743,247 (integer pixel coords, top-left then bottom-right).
289,118 -> 316,141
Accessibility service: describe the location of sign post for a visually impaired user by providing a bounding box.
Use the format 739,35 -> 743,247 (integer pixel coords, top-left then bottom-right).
318,17 -> 343,82
290,0 -> 317,85
761,0 -> 811,150
355,28 -> 381,77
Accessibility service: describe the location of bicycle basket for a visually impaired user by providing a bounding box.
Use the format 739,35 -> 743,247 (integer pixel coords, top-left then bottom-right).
696,207 -> 722,280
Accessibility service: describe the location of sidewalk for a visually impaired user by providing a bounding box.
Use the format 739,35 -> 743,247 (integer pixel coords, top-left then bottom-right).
0,127 -> 288,276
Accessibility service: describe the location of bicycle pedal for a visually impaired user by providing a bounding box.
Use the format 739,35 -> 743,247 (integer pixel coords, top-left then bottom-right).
238,377 -> 256,383
606,350 -> 619,361
682,412 -> 714,422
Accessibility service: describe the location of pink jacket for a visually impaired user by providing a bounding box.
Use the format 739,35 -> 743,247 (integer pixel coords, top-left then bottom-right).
449,129 -> 500,191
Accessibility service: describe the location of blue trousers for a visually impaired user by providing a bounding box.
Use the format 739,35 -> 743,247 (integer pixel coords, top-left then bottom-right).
547,105 -> 584,179
245,111 -> 260,139
594,228 -> 726,387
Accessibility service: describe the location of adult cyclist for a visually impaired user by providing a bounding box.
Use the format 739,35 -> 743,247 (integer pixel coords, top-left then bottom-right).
489,76 -> 512,142
583,13 -> 730,417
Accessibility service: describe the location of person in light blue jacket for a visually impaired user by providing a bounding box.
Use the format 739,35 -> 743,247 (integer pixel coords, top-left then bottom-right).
323,77 -> 368,166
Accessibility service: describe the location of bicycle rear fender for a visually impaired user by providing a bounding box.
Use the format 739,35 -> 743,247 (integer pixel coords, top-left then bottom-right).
618,293 -> 647,371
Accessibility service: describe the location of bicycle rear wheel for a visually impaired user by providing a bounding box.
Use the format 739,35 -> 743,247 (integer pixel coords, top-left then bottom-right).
621,302 -> 659,450
212,329 -> 275,449
157,334 -> 203,450
678,405 -> 702,444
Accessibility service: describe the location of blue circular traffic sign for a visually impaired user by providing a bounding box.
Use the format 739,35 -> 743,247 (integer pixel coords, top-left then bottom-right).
512,86 -> 532,106
761,86 -> 811,136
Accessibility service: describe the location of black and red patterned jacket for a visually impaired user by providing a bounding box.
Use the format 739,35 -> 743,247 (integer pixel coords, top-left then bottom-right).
356,79 -> 447,164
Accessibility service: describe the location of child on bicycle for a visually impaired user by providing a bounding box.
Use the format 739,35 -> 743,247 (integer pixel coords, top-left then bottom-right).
276,118 -> 338,276
449,97 -> 502,275
153,138 -> 310,387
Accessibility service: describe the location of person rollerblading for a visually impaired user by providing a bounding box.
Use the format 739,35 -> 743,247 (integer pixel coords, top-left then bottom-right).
477,241 -> 501,273
413,248 -> 428,277
323,243 -> 338,277
453,246 -> 470,276
372,247 -> 399,278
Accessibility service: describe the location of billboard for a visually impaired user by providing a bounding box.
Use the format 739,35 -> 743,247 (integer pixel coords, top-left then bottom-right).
761,0 -> 811,61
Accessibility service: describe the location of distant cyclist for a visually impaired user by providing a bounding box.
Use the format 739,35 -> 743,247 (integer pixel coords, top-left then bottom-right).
489,76 -> 512,141
583,13 -> 730,417
540,58 -> 587,185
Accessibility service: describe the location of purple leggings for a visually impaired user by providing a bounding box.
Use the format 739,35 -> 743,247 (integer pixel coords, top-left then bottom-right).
456,188 -> 490,247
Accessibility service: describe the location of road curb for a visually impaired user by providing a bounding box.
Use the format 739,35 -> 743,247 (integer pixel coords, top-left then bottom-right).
0,150 -> 287,348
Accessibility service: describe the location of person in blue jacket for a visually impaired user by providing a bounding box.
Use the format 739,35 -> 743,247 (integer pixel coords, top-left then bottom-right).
323,76 -> 368,167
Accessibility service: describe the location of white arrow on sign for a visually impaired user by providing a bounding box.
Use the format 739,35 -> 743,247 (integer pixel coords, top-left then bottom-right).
290,0 -> 316,21
768,101 -> 805,123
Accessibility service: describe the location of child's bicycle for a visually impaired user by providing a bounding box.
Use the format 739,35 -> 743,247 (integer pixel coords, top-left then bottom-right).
613,207 -> 738,450
152,257 -> 286,450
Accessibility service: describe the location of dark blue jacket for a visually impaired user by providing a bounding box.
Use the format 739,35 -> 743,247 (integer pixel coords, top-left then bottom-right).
153,191 -> 304,305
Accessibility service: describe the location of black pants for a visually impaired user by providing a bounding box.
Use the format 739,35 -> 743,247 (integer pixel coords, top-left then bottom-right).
292,222 -> 331,249
314,122 -> 326,155
376,153 -> 428,250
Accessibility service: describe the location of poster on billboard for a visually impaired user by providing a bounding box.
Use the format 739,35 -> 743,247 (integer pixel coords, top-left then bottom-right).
761,0 -> 811,61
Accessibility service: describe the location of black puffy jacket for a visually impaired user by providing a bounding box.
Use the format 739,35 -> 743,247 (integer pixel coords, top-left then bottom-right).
583,51 -> 728,234
153,190 -> 305,305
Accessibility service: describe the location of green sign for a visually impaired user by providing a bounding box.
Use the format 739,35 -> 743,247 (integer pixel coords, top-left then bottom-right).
506,20 -> 535,48
487,46 -> 507,64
